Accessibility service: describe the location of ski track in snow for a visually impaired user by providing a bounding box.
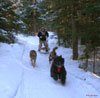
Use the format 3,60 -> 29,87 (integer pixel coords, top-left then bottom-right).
0,32 -> 100,98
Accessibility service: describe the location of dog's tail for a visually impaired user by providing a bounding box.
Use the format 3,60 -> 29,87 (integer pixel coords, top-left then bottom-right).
53,46 -> 58,52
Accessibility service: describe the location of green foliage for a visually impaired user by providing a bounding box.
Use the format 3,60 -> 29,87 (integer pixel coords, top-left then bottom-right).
42,0 -> 100,48
0,29 -> 16,43
0,1 -> 21,43
19,0 -> 40,35
79,1 -> 100,48
36,0 -> 53,30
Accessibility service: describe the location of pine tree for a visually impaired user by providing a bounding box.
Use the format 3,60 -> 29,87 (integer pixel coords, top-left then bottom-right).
43,0 -> 79,59
0,1 -> 21,43
19,0 -> 39,35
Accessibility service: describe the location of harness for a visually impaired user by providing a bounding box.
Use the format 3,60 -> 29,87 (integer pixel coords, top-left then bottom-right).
57,67 -> 61,73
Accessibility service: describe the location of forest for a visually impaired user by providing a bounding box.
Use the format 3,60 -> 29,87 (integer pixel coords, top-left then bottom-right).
0,0 -> 100,75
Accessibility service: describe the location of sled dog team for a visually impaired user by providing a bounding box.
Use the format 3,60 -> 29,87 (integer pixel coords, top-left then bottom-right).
30,28 -> 67,85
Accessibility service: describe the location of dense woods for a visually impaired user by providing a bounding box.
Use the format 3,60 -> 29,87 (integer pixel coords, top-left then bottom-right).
0,0 -> 100,74
41,0 -> 100,74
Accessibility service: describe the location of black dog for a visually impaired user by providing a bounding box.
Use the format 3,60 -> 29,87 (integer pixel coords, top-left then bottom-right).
50,55 -> 67,85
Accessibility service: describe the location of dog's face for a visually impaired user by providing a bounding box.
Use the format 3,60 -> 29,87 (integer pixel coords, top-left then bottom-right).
49,51 -> 56,64
49,47 -> 58,64
53,56 -> 64,67
50,52 -> 56,59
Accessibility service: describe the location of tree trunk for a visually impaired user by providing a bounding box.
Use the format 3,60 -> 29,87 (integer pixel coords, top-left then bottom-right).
71,5 -> 78,60
33,12 -> 37,35
32,0 -> 38,35
93,48 -> 96,73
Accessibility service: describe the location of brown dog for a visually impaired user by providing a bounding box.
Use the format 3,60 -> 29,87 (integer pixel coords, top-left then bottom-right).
49,46 -> 58,64
30,50 -> 37,67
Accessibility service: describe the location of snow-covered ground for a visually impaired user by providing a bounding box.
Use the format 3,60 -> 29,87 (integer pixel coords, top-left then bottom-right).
0,32 -> 100,98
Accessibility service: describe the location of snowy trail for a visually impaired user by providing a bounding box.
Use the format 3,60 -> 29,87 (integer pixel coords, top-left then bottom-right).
0,32 -> 100,98
15,33 -> 99,98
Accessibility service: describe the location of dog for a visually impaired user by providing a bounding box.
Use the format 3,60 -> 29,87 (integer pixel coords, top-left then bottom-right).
30,50 -> 37,67
50,55 -> 67,85
49,46 -> 58,64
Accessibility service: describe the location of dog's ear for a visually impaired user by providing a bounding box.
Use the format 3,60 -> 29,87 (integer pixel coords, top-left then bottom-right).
60,55 -> 62,58
60,55 -> 64,63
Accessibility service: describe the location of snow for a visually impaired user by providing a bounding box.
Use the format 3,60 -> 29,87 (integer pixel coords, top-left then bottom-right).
0,17 -> 8,22
0,32 -> 100,98
29,5 -> 37,9
1,8 -> 7,12
0,29 -> 7,34
37,0 -> 42,2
